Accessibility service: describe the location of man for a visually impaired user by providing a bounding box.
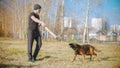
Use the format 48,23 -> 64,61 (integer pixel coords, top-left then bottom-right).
28,4 -> 46,62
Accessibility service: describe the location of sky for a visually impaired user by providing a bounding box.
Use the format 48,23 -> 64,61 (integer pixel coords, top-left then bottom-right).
1,0 -> 120,25
64,0 -> 120,25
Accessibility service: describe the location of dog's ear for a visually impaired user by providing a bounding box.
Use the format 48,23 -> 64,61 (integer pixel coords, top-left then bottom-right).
69,43 -> 73,46
69,43 -> 74,48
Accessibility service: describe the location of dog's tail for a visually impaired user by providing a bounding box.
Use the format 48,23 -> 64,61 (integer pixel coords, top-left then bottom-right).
94,48 -> 101,52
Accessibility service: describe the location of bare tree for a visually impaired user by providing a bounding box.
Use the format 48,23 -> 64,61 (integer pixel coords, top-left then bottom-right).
83,0 -> 90,43
0,0 -> 61,39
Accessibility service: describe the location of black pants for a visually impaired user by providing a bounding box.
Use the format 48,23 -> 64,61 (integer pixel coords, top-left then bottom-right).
28,29 -> 42,59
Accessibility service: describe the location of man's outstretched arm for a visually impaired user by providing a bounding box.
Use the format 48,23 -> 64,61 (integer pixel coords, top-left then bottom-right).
31,15 -> 61,40
31,15 -> 46,27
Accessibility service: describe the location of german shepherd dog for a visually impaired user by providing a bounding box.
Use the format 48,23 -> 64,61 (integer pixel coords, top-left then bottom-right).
69,43 -> 101,62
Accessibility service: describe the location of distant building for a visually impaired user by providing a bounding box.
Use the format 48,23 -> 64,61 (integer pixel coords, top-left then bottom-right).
118,25 -> 120,35
64,17 -> 72,28
90,18 -> 107,41
107,31 -> 117,41
110,24 -> 120,36
92,18 -> 106,30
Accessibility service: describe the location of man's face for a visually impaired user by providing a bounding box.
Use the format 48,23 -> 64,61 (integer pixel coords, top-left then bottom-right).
37,9 -> 41,14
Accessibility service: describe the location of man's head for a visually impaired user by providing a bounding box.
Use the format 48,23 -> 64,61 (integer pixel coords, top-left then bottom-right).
34,4 -> 41,14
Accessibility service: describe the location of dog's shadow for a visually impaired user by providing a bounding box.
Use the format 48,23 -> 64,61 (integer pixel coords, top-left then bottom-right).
86,56 -> 116,63
101,57 -> 110,61
36,56 -> 51,61
101,56 -> 118,61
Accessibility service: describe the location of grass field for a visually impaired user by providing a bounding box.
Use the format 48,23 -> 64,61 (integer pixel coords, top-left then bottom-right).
0,37 -> 120,68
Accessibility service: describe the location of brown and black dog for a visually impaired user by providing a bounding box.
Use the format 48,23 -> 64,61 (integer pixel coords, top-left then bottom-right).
69,43 -> 101,62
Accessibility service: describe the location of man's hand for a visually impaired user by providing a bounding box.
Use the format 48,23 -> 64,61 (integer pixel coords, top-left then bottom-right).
40,21 -> 46,27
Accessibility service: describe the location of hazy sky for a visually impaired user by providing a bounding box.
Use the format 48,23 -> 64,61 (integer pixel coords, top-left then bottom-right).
1,0 -> 120,25
64,0 -> 120,25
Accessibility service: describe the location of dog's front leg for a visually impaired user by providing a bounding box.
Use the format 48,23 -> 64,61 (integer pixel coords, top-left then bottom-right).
72,53 -> 77,62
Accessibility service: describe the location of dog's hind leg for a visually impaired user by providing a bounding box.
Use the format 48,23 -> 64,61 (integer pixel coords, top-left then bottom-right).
72,53 -> 77,62
89,47 -> 94,61
94,52 -> 101,61
93,52 -> 97,56
90,55 -> 92,61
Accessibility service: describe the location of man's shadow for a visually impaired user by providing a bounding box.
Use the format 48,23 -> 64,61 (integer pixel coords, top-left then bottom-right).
36,56 -> 51,61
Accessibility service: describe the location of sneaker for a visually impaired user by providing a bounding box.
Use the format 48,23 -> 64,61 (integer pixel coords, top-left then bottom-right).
28,58 -> 32,62
32,57 -> 36,62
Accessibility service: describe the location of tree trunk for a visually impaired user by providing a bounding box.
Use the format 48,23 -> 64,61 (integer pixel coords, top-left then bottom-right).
83,0 -> 90,43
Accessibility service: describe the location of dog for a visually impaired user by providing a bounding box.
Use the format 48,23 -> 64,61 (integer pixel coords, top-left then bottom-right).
69,43 -> 101,62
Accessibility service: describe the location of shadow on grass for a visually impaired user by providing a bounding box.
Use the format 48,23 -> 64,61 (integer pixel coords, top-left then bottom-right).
101,57 -> 110,61
101,56 -> 119,61
81,56 -> 116,63
37,56 -> 51,61
0,64 -> 37,68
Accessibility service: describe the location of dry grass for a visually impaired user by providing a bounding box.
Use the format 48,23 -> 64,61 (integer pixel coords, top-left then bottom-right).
0,37 -> 120,68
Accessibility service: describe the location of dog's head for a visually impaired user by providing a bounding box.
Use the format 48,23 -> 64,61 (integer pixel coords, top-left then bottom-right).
69,43 -> 81,50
